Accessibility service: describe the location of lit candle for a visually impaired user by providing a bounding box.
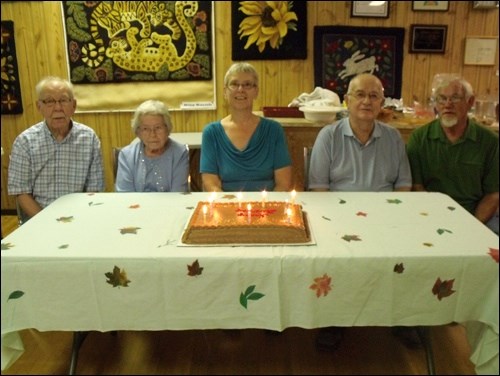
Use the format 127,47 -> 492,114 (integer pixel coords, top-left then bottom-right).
247,203 -> 252,223
284,199 -> 289,214
237,191 -> 243,208
209,191 -> 216,216
261,189 -> 267,208
286,207 -> 292,223
202,204 -> 208,222
290,189 -> 297,204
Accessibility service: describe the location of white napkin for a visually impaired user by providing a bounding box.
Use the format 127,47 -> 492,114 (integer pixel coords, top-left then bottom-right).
288,87 -> 341,108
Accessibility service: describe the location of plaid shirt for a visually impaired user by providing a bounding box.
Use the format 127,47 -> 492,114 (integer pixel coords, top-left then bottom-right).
8,120 -> 104,208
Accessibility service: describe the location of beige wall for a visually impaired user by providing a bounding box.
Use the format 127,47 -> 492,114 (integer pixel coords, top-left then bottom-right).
1,1 -> 499,210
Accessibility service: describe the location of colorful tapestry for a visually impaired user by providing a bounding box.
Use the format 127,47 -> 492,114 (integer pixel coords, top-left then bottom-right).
231,1 -> 307,60
314,26 -> 405,101
62,1 -> 212,84
1,20 -> 23,114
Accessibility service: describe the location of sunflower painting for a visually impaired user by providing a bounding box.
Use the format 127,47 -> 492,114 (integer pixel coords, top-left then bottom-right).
232,1 -> 307,60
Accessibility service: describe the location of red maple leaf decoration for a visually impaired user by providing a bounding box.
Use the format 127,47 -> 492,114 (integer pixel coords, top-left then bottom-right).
432,277 -> 456,300
187,259 -> 204,276
488,248 -> 499,263
309,273 -> 332,297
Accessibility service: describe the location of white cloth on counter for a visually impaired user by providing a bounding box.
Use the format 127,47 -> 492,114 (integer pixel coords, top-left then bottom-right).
288,87 -> 341,108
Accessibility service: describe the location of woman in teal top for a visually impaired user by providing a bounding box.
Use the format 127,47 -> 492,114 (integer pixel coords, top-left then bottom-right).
200,62 -> 292,192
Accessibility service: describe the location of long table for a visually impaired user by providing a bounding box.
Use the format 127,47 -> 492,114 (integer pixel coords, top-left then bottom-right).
1,192 -> 498,374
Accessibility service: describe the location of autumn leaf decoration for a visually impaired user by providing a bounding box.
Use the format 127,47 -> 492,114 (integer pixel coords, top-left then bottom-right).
387,199 -> 402,204
432,277 -> 456,300
187,259 -> 204,276
437,228 -> 453,235
488,248 -> 499,263
309,274 -> 332,297
393,263 -> 404,273
1,242 -> 14,250
239,285 -> 265,309
120,227 -> 141,235
56,216 -> 74,223
342,234 -> 361,242
105,266 -> 130,287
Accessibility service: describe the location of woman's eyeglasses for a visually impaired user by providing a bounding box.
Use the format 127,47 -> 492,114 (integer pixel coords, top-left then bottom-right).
226,82 -> 257,91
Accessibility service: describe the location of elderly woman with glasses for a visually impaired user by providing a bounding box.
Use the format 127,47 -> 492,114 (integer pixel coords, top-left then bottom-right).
407,74 -> 499,234
115,99 -> 189,192
200,62 -> 292,192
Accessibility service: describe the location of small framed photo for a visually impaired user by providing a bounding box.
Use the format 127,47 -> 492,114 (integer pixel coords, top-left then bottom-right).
464,37 -> 498,65
409,25 -> 447,54
412,1 -> 449,11
351,1 -> 390,18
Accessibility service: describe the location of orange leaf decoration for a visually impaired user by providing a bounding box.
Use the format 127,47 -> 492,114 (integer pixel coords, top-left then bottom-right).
309,273 -> 332,298
488,248 -> 499,263
129,204 -> 140,209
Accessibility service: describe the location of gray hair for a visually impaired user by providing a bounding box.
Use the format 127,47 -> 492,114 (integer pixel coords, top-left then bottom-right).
35,76 -> 74,99
431,74 -> 474,100
223,62 -> 259,87
131,100 -> 173,134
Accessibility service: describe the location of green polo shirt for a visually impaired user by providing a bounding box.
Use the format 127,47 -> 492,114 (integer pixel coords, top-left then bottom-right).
407,118 -> 499,214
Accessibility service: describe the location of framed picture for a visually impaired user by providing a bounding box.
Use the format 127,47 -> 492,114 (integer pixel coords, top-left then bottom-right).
231,1 -> 307,60
412,1 -> 449,11
351,1 -> 390,18
314,26 -> 405,100
409,25 -> 447,54
464,37 -> 498,65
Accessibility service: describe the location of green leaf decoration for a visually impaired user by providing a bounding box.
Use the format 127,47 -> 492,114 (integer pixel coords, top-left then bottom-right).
447,206 -> 456,211
1,242 -> 14,250
8,290 -> 24,301
387,199 -> 402,204
342,234 -> 361,242
339,199 -> 346,204
437,228 -> 453,235
88,201 -> 103,206
423,242 -> 434,247
58,244 -> 69,249
322,216 -> 331,221
240,285 -> 265,309
56,216 -> 74,223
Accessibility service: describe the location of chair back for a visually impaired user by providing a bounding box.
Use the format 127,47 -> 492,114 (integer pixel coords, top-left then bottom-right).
303,146 -> 313,191
112,147 -> 123,181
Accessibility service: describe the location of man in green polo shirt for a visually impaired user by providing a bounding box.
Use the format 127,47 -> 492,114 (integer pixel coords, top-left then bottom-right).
407,74 -> 499,234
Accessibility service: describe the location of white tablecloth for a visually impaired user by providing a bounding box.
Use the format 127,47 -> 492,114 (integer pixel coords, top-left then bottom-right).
1,192 -> 498,373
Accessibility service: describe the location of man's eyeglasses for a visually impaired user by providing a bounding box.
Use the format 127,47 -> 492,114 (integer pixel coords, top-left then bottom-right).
348,91 -> 383,102
227,82 -> 257,91
40,98 -> 73,107
139,126 -> 166,135
434,95 -> 465,105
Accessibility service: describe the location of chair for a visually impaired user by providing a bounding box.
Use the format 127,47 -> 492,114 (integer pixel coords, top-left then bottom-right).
303,146 -> 313,191
112,147 -> 123,182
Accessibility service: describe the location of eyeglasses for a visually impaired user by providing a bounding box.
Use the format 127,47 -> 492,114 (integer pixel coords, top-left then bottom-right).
348,91 -> 383,102
40,98 -> 73,107
139,126 -> 166,135
434,95 -> 465,105
226,82 -> 257,91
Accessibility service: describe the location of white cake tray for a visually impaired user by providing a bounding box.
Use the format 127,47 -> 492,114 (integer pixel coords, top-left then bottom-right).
177,212 -> 316,247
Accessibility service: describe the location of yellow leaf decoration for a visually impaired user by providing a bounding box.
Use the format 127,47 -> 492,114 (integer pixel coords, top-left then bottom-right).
105,265 -> 130,287
56,216 -> 74,223
120,227 -> 141,234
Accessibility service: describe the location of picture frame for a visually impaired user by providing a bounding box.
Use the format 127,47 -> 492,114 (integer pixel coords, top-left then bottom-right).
351,1 -> 390,18
314,26 -> 405,100
409,25 -> 447,54
412,1 -> 449,11
464,37 -> 498,65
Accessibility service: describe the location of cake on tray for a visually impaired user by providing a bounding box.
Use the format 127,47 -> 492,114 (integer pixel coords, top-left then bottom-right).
182,201 -> 311,244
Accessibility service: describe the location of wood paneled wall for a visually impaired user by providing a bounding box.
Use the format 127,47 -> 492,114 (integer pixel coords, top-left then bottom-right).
1,1 -> 498,210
